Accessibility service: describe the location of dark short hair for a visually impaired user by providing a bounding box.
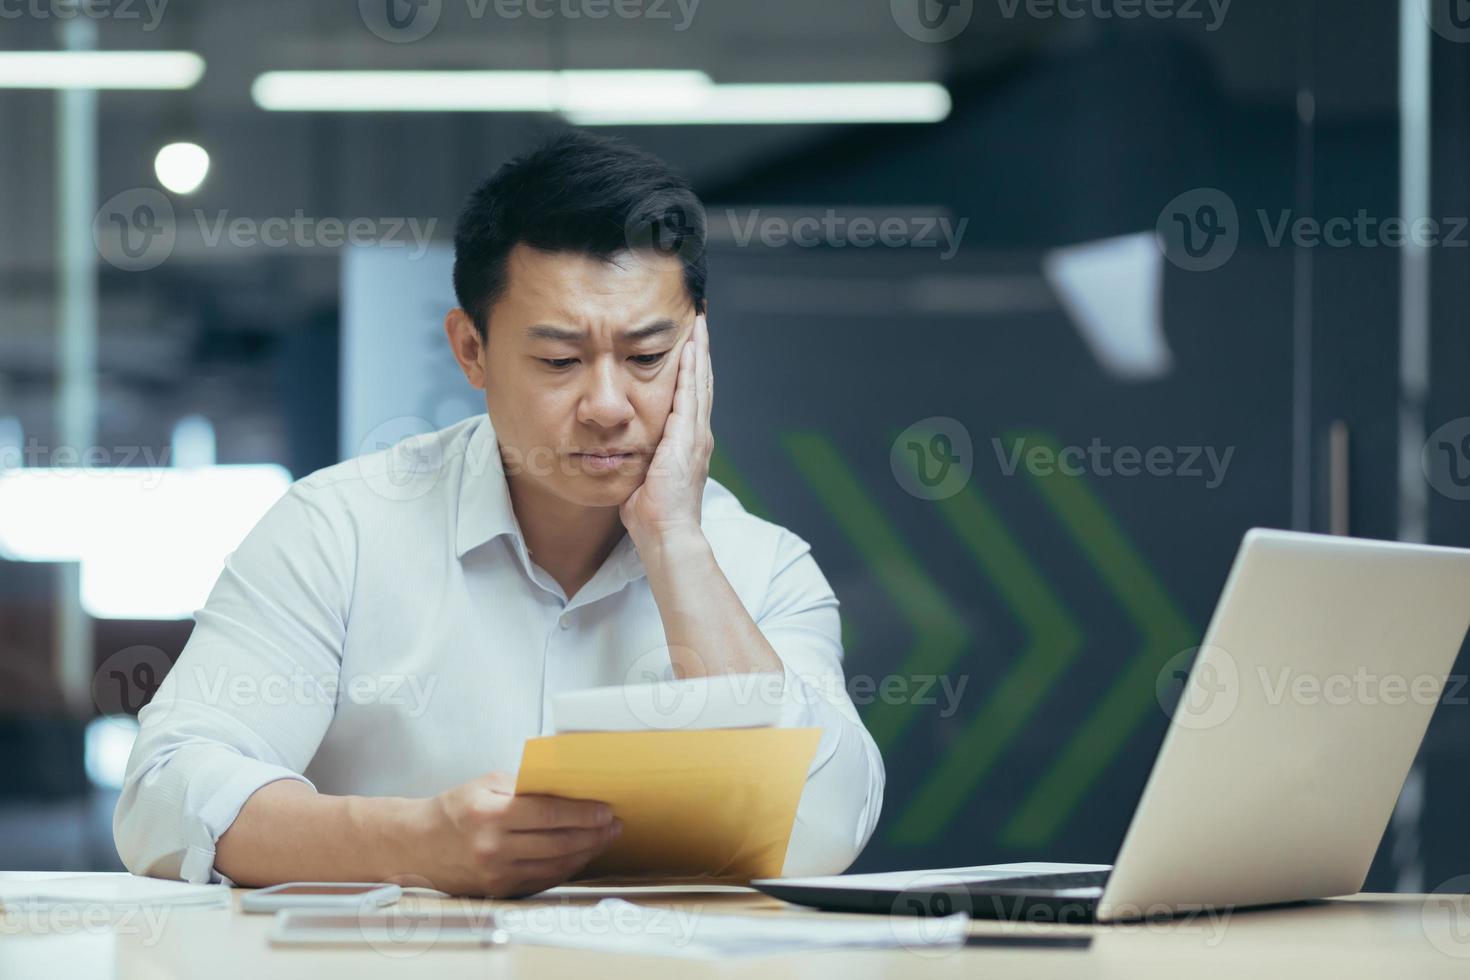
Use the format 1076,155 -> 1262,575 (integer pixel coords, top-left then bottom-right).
452,131 -> 707,339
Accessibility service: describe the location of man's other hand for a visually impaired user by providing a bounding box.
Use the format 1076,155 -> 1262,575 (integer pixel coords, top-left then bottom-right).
417,771 -> 622,896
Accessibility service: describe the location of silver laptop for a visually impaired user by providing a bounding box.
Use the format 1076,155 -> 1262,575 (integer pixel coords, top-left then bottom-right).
754,529 -> 1470,922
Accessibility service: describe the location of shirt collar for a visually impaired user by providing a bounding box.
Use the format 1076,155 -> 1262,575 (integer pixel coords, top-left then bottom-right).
452,415 -> 650,589
454,416 -> 522,559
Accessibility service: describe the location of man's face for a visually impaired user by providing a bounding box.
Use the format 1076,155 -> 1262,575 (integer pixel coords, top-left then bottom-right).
474,244 -> 696,510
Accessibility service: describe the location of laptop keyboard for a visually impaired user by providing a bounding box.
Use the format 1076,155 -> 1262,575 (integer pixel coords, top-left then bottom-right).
972,870 -> 1111,891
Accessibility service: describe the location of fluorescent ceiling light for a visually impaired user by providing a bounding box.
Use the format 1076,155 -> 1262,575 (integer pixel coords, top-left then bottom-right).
0,52 -> 204,89
251,70 -> 713,113
251,71 -> 951,124
568,83 -> 952,125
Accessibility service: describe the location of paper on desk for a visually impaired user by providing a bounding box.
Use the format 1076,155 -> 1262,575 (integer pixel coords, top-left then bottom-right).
0,874 -> 229,911
758,862 -> 1115,891
515,727 -> 821,882
496,898 -> 970,958
543,884 -> 755,897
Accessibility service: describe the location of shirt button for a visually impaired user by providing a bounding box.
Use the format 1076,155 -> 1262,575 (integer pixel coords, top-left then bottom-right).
559,616 -> 571,630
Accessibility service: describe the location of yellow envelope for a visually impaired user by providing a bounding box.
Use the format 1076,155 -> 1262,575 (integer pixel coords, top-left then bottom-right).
515,727 -> 821,882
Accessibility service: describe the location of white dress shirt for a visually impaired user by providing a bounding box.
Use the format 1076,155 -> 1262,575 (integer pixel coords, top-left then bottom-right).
114,415 -> 884,885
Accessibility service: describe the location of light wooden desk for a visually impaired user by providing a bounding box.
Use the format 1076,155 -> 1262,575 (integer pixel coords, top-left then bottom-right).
3,872 -> 1468,978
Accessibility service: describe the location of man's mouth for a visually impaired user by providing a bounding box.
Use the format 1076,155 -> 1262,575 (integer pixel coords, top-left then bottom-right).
570,449 -> 643,472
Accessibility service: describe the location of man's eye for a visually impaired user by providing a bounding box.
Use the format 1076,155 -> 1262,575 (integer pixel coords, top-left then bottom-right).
630,352 -> 668,367
541,358 -> 578,369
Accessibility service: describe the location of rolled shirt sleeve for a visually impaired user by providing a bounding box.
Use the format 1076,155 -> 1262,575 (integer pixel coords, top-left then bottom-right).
113,482 -> 349,883
758,530 -> 885,877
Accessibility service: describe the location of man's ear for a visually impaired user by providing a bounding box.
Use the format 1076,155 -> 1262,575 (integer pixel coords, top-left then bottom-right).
445,308 -> 487,390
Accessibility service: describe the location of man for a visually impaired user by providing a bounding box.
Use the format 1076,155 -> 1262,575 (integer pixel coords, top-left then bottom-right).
114,132 -> 884,896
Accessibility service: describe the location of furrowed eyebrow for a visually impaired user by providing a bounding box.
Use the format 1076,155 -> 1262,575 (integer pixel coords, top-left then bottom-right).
622,319 -> 679,343
526,319 -> 679,344
527,324 -> 584,343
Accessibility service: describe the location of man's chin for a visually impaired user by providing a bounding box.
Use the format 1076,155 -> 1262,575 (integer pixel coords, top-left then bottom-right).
557,471 -> 644,509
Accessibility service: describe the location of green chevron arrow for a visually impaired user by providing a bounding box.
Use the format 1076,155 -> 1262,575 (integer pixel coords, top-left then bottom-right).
783,432 -> 969,750
889,475 -> 1083,844
1000,432 -> 1195,847
712,442 -> 861,652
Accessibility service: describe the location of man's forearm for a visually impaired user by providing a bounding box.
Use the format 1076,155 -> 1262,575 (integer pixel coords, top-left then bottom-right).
640,529 -> 783,679
215,779 -> 428,887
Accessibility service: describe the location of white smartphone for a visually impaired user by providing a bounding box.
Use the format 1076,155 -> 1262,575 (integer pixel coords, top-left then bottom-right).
241,882 -> 402,914
269,909 -> 509,948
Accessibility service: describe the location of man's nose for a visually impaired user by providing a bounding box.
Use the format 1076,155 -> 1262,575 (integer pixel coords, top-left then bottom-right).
578,356 -> 636,429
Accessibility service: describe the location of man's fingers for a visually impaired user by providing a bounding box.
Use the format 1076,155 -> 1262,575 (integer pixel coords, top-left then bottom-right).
479,771 -> 516,795
503,841 -> 615,895
501,856 -> 601,897
674,334 -> 697,432
700,315 -> 714,441
504,793 -> 615,831
658,336 -> 697,464
508,821 -> 622,860
693,315 -> 709,441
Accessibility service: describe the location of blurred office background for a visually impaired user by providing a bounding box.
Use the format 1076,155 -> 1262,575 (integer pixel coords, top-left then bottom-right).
2,0 -> 1468,889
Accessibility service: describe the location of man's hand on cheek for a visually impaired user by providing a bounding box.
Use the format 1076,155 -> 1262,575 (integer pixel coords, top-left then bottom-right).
618,311 -> 782,683
620,313 -> 712,552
